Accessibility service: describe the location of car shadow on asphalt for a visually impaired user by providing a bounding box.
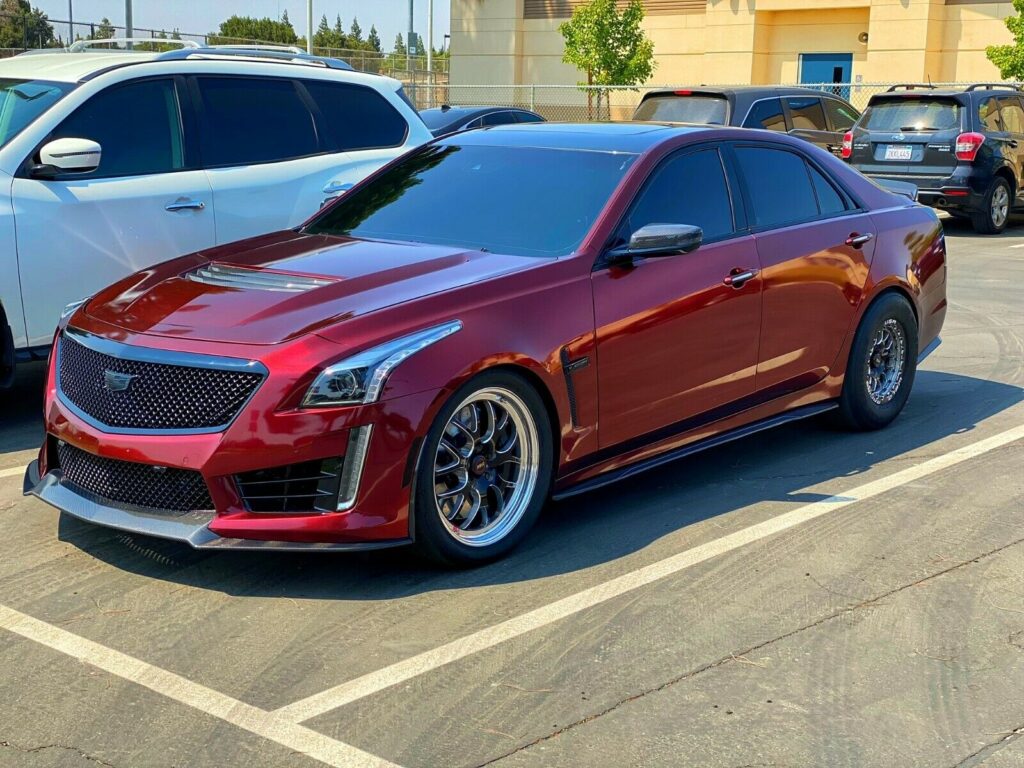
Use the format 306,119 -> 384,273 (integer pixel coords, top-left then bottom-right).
51,368 -> 1024,598
0,360 -> 46,455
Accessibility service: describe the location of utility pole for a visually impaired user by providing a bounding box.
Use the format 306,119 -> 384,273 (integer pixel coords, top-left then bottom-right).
407,0 -> 413,72
67,0 -> 73,43
306,0 -> 313,54
427,0 -> 433,75
124,0 -> 132,47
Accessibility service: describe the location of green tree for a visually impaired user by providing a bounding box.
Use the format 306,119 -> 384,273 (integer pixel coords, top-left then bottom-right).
987,0 -> 1024,79
367,24 -> 381,53
393,33 -> 406,56
350,17 -> 363,45
0,0 -> 55,48
89,16 -> 115,41
211,14 -> 297,45
559,0 -> 655,117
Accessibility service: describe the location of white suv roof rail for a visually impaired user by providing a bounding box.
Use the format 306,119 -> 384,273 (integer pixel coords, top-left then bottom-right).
68,38 -> 200,52
156,46 -> 354,71
207,44 -> 305,54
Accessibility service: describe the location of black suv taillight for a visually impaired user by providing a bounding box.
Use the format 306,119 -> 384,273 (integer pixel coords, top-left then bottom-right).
841,131 -> 853,160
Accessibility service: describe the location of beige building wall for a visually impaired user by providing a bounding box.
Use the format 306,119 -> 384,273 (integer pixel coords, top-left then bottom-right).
450,0 -> 1016,86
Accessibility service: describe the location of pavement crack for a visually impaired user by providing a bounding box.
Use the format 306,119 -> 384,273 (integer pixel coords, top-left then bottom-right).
0,739 -> 120,767
475,535 -> 1024,767
949,724 -> 1024,767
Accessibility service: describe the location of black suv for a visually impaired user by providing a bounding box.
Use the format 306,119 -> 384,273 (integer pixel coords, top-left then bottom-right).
632,86 -> 861,156
845,83 -> 1024,233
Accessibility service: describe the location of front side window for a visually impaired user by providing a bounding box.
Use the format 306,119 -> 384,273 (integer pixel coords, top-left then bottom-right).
0,79 -> 73,149
786,97 -> 828,131
633,95 -> 728,125
823,99 -> 860,131
195,77 -> 318,167
305,143 -> 637,258
49,78 -> 183,177
734,146 -> 819,228
979,97 -> 1002,132
743,98 -> 786,131
303,80 -> 407,150
621,149 -> 735,244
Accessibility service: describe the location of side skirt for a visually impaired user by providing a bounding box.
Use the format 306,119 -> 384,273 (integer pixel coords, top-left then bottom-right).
551,401 -> 838,501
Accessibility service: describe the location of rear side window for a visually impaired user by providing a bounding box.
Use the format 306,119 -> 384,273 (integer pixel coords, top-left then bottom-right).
808,165 -> 848,216
786,97 -> 828,130
624,149 -> 734,242
50,78 -> 184,178
862,98 -> 961,131
823,99 -> 859,131
515,111 -> 545,123
633,95 -> 728,125
734,146 -> 818,228
743,98 -> 786,131
195,77 -> 318,167
998,97 -> 1024,134
479,111 -> 517,127
303,80 -> 407,150
979,97 -> 1002,132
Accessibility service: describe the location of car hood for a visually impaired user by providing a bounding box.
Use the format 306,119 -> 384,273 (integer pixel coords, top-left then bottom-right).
84,231 -> 539,345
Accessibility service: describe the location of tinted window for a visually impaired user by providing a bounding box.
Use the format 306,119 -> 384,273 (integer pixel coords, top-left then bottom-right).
998,96 -> 1024,134
481,111 -> 518,127
823,98 -> 859,131
862,98 -> 961,131
742,98 -> 786,131
623,149 -> 734,243
979,97 -> 1002,132
306,144 -> 636,258
515,111 -> 545,123
786,97 -> 828,130
809,165 -> 847,216
735,147 -> 818,227
303,80 -> 407,150
50,78 -> 183,177
633,95 -> 728,125
196,77 -> 318,166
0,79 -> 73,149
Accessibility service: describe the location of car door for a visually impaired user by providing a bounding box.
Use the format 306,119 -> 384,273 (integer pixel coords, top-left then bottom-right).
730,143 -> 875,396
192,76 -> 409,244
997,96 -> 1024,204
11,76 -> 214,348
592,146 -> 763,448
784,96 -> 832,152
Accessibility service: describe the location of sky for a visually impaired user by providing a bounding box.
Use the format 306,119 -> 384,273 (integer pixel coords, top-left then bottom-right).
32,0 -> 451,51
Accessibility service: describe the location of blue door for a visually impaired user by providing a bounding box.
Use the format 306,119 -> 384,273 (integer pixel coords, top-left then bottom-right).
800,53 -> 853,100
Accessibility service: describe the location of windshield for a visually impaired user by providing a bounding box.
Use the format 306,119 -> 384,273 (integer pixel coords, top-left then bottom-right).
305,143 -> 637,258
862,98 -> 961,132
633,95 -> 728,125
0,79 -> 73,149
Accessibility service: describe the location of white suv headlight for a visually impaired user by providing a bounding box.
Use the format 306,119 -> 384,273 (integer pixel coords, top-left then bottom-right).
302,320 -> 462,407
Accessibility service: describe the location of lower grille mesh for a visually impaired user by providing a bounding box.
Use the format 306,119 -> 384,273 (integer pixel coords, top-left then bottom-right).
56,441 -> 213,514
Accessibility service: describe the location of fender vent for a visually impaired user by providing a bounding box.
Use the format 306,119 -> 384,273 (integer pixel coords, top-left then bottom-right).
187,264 -> 336,293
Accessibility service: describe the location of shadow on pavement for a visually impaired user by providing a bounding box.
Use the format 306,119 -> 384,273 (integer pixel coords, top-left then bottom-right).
54,368 -> 1023,598
0,361 -> 46,455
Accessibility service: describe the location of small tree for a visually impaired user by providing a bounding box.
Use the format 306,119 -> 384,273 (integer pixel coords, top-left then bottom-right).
987,0 -> 1024,79
89,16 -> 115,41
367,25 -> 382,53
350,17 -> 363,45
559,0 -> 655,118
0,0 -> 55,48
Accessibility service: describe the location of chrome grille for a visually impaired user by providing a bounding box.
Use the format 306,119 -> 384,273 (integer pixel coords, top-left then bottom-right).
235,457 -> 343,513
57,331 -> 264,432
187,263 -> 335,293
56,441 -> 213,514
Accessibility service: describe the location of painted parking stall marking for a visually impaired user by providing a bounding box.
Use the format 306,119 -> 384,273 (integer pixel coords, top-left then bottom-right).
0,466 -> 24,479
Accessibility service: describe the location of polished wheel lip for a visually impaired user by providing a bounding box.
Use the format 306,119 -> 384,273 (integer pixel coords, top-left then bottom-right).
432,387 -> 540,548
991,183 -> 1010,228
865,317 -> 907,405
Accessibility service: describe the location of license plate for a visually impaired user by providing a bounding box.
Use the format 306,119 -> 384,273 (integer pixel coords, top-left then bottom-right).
884,145 -> 913,161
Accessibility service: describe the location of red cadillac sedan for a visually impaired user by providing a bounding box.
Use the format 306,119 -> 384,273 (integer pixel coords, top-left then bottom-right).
25,123 -> 947,565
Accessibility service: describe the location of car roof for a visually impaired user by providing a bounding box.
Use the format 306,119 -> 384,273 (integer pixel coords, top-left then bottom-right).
421,106 -> 529,118
438,122 -> 717,152
0,51 -> 162,82
644,85 -> 845,99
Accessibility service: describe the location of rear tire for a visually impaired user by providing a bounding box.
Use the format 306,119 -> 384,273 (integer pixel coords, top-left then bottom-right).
970,177 -> 1011,234
837,293 -> 918,431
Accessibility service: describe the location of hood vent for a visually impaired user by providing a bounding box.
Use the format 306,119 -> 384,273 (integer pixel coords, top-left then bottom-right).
187,263 -> 336,293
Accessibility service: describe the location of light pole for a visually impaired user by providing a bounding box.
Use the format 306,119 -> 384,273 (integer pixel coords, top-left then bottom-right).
427,0 -> 433,76
306,0 -> 313,54
124,0 -> 132,47
407,0 -> 413,72
67,0 -> 73,43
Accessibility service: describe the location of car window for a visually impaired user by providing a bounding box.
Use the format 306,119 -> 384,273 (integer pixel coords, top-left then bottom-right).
0,79 -> 73,149
742,98 -> 786,131
979,97 -> 1002,132
195,77 -> 318,167
862,98 -> 961,131
303,80 -> 407,150
623,149 -> 734,243
515,111 -> 545,123
998,97 -> 1024,134
633,95 -> 728,125
734,146 -> 818,228
786,97 -> 828,131
823,99 -> 860,131
49,78 -> 184,178
808,164 -> 848,216
480,111 -> 519,127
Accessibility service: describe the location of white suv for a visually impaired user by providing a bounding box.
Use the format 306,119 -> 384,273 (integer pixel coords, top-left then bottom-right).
0,41 -> 431,385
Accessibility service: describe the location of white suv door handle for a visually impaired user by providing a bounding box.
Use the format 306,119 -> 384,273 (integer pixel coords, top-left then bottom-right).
165,198 -> 205,212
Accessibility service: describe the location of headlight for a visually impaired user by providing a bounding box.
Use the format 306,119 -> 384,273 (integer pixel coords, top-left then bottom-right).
60,297 -> 89,321
302,320 -> 462,407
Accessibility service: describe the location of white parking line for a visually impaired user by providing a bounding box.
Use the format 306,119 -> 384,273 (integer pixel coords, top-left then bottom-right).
0,466 -> 23,479
274,422 -> 1024,724
0,605 -> 400,768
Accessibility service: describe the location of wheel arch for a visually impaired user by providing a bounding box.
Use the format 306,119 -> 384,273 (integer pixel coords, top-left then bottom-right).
994,165 -> 1016,195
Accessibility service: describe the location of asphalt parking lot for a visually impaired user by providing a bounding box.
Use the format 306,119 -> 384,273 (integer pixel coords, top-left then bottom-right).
0,215 -> 1022,768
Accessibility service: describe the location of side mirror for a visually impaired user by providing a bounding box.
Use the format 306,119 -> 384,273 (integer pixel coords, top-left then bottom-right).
32,138 -> 102,178
608,224 -> 703,262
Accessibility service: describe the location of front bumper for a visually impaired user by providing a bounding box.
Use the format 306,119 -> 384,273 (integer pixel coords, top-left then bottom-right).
23,460 -> 410,551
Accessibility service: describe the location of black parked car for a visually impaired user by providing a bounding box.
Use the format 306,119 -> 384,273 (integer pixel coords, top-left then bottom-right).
632,86 -> 861,156
845,83 -> 1024,233
419,105 -> 546,137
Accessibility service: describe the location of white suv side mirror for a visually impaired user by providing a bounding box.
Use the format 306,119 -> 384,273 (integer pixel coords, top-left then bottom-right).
35,138 -> 102,176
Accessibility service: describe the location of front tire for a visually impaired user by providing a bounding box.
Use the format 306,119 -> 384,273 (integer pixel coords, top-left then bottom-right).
971,177 -> 1011,234
837,293 -> 918,431
412,371 -> 553,566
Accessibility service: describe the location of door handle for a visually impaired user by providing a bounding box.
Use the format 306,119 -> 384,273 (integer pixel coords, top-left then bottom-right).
723,267 -> 759,288
165,198 -> 205,212
1009,139 -> 1019,149
322,181 -> 354,195
845,232 -> 874,248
